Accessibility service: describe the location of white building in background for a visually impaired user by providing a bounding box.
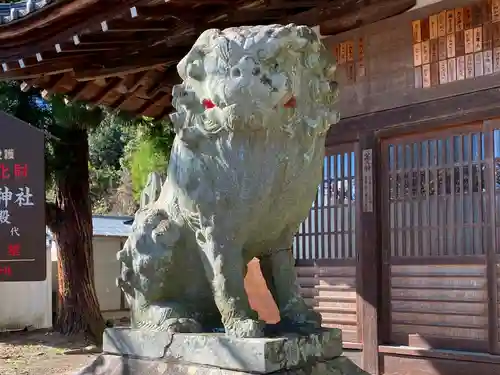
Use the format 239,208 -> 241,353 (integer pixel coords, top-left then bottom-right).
0,237 -> 52,331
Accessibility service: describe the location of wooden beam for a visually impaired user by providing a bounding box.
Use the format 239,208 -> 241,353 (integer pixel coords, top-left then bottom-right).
74,63 -> 167,82
54,42 -> 128,53
356,132 -> 380,375
100,20 -> 174,33
0,0 -> 141,60
326,87 -> 500,143
0,63 -> 74,80
320,0 -> 416,35
279,0 -> 360,26
75,56 -> 182,81
91,77 -> 123,105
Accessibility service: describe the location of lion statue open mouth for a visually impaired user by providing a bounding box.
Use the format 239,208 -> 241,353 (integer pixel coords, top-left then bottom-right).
117,24 -> 339,338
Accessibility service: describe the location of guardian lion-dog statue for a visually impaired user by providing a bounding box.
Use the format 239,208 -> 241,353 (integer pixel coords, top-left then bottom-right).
117,24 -> 339,338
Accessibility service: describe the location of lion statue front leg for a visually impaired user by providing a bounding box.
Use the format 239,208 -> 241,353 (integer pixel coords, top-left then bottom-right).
196,225 -> 265,337
259,232 -> 322,334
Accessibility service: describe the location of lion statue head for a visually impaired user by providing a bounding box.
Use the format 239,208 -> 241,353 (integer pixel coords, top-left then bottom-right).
169,24 -> 339,138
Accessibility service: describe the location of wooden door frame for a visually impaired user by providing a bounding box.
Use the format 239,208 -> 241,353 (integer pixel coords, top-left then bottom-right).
326,136 -> 381,374
379,121 -> 500,355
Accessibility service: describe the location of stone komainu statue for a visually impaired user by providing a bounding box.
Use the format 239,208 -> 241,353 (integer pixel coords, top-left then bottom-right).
117,24 -> 339,338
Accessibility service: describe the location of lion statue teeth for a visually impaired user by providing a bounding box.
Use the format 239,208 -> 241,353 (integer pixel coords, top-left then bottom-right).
116,24 -> 339,338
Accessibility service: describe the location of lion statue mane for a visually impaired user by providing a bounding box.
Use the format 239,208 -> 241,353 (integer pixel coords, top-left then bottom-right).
117,23 -> 339,338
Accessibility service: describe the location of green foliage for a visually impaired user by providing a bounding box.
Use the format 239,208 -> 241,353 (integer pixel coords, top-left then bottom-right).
0,81 -> 175,214
127,118 -> 175,199
89,163 -> 121,214
88,111 -> 135,169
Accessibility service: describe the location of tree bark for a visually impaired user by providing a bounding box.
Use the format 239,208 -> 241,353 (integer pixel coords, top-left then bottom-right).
47,127 -> 105,344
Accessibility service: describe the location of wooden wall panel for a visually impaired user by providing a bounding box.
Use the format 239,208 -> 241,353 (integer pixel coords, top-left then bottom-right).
296,264 -> 359,343
390,263 -> 489,351
324,0 -> 500,119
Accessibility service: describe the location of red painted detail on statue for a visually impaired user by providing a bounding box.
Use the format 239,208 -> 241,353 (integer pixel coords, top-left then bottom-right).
283,96 -> 296,108
202,99 -> 216,109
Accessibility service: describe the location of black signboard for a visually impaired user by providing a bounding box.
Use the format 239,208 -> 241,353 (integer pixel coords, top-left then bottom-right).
0,111 -> 45,282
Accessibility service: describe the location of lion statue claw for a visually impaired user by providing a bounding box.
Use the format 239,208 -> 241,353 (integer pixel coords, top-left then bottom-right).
117,24 -> 339,338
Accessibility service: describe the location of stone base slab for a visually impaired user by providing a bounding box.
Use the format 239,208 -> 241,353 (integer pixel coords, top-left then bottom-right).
102,328 -> 343,374
74,354 -> 368,375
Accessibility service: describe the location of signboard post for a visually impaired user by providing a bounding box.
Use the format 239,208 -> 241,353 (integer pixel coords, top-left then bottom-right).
0,111 -> 45,282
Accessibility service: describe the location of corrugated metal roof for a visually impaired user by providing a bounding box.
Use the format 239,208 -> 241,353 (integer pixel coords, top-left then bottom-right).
46,215 -> 133,242
0,0 -> 54,24
92,215 -> 133,237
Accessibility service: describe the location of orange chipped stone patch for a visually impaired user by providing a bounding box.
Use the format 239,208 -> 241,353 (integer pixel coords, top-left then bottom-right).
244,258 -> 280,324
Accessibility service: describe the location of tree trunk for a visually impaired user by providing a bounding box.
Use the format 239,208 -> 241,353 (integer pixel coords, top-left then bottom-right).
46,127 -> 105,344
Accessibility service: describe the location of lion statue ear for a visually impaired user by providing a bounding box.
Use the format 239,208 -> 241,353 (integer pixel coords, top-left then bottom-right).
177,29 -> 218,81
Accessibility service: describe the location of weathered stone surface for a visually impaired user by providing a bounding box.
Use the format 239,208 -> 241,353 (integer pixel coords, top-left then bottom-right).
116,23 -> 339,338
103,328 -> 342,373
74,354 -> 368,375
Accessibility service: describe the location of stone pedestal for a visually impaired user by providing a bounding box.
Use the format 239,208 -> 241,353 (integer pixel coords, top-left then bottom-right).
74,328 -> 368,375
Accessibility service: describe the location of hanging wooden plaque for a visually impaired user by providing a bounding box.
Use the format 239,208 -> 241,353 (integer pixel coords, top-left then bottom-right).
447,33 -> 456,57
438,11 -> 447,37
457,55 -> 466,79
446,10 -> 455,34
430,38 -> 439,61
456,30 -> 466,55
484,49 -> 494,74
358,37 -> 365,60
422,40 -> 430,64
430,62 -> 439,86
464,6 -> 473,29
346,41 -> 354,61
439,60 -> 448,84
430,14 -> 438,39
362,149 -> 373,213
414,66 -> 423,88
422,63 -> 431,88
475,54 -> 483,76
465,29 -> 474,53
439,36 -> 447,60
466,53 -> 475,77
339,42 -> 347,64
474,26 -> 483,51
447,57 -> 457,82
493,0 -> 500,22
421,18 -> 430,41
494,46 -> 500,72
413,43 -> 422,66
455,8 -> 464,31
412,20 -> 422,43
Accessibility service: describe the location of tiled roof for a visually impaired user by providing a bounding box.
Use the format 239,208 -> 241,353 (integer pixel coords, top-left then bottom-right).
0,0 -> 54,25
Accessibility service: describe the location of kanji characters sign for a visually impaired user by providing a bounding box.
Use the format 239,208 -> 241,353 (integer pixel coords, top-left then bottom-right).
0,111 -> 45,282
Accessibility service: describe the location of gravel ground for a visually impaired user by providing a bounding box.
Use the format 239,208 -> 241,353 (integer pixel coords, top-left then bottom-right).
0,330 -> 99,375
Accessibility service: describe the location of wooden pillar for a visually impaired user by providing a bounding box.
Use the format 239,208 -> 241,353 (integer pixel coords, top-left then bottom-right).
484,120 -> 499,354
357,132 -> 380,375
